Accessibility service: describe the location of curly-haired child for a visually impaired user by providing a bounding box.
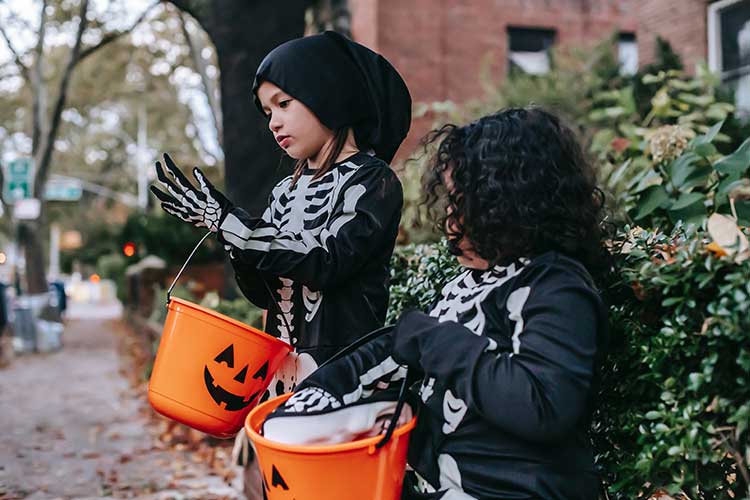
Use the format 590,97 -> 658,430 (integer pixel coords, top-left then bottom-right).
264,106 -> 610,500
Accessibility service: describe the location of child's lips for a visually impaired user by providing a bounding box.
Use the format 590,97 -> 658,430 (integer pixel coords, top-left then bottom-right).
277,135 -> 291,148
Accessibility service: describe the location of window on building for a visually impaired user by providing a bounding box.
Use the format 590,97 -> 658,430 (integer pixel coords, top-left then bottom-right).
507,27 -> 556,75
708,0 -> 750,116
618,33 -> 638,75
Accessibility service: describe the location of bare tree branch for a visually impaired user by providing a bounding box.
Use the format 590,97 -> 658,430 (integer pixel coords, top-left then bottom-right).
33,0 -> 90,198
178,11 -> 223,149
78,1 -> 161,63
0,12 -> 30,82
31,0 -> 48,154
163,0 -> 204,26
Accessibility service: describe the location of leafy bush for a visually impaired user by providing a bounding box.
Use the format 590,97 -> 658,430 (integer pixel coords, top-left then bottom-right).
387,227 -> 750,499
595,225 -> 750,499
199,291 -> 264,329
386,239 -> 461,323
120,211 -> 225,266
148,287 -> 264,330
623,120 -> 750,229
389,36 -> 750,498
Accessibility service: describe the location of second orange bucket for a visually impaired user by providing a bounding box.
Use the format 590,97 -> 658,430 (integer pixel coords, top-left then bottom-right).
245,393 -> 417,500
149,297 -> 292,438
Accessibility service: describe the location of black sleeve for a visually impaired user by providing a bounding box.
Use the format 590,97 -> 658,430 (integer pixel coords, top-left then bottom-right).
294,326 -> 417,406
217,165 -> 403,292
229,251 -> 274,309
391,264 -> 604,443
218,205 -> 272,309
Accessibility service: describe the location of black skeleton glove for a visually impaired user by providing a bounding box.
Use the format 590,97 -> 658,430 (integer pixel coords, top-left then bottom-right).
150,153 -> 232,232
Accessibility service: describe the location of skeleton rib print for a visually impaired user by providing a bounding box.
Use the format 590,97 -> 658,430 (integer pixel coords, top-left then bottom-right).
220,163 -> 362,255
220,154 -> 404,403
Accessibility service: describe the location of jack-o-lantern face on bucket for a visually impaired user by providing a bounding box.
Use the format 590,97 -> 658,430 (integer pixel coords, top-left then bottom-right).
203,343 -> 269,411
263,464 -> 296,498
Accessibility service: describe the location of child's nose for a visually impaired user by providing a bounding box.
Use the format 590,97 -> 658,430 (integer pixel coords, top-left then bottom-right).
269,115 -> 282,133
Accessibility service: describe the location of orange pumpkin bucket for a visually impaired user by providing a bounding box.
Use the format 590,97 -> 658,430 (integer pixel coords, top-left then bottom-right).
245,393 -> 417,500
148,232 -> 292,438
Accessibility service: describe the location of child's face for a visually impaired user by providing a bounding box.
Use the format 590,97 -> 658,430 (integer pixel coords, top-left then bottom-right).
442,168 -> 490,270
256,81 -> 334,163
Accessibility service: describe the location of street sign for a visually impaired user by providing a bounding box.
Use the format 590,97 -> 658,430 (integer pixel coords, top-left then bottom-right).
2,158 -> 34,203
44,179 -> 83,201
13,198 -> 41,220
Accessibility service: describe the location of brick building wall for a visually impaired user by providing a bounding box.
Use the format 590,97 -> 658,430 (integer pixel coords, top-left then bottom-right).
637,0 -> 709,70
348,0 -> 638,162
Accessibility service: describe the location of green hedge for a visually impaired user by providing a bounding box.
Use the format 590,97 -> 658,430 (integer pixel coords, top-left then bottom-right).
387,229 -> 750,499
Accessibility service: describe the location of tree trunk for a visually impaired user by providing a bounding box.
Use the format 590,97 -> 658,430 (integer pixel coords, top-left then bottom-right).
18,222 -> 47,294
166,0 -> 309,216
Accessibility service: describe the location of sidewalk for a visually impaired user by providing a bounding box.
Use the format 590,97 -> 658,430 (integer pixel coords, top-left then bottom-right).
0,302 -> 243,500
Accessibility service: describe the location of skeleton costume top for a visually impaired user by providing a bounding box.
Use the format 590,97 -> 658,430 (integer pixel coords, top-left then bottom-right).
220,152 -> 403,400
216,31 -> 411,401
266,251 -> 608,500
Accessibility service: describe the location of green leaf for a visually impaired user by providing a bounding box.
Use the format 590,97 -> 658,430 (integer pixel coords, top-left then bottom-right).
678,92 -> 715,107
635,185 -> 669,220
642,73 -> 663,84
668,152 -> 699,188
716,173 -> 742,203
670,192 -> 705,210
668,194 -> 706,225
591,128 -> 615,146
714,137 -> 750,176
692,142 -> 717,158
735,200 -> 750,226
693,120 -> 724,146
662,296 -> 684,306
667,445 -> 683,456
680,165 -> 712,191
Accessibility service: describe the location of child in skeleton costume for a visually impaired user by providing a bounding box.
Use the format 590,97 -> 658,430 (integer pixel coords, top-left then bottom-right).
264,108 -> 610,500
151,31 -> 411,400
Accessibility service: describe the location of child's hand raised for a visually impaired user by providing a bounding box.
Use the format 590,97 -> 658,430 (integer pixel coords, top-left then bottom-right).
150,153 -> 232,233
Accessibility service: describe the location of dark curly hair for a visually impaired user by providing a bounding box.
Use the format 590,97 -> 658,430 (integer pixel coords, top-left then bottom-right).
423,106 -> 610,276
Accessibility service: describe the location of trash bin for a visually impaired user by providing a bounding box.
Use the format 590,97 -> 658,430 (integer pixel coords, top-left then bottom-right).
12,304 -> 37,353
11,292 -> 64,353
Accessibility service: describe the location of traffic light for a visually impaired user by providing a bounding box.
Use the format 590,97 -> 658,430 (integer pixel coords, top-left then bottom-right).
122,241 -> 137,257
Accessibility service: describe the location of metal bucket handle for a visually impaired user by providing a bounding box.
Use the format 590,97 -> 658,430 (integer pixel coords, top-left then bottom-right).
166,230 -> 213,306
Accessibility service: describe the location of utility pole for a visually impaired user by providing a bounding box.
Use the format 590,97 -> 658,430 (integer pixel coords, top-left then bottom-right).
48,223 -> 60,279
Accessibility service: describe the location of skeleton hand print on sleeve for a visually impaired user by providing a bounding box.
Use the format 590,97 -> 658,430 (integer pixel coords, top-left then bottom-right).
284,386 -> 342,413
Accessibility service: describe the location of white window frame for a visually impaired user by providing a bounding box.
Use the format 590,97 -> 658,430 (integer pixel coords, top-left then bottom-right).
707,0 -> 750,115
708,0 -> 750,74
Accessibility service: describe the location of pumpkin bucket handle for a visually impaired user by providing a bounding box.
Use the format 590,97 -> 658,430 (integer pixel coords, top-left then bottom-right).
166,230 -> 213,306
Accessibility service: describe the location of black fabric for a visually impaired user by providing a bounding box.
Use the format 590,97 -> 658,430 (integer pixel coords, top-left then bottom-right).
252,31 -> 411,163
283,252 -> 607,500
216,152 -> 403,400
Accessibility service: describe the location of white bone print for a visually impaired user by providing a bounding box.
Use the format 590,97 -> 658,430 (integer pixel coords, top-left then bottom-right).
431,263 -> 525,335
442,389 -> 468,434
302,285 -> 323,322
276,278 -> 295,344
420,377 -> 436,403
507,286 -> 531,355
220,163 -> 363,254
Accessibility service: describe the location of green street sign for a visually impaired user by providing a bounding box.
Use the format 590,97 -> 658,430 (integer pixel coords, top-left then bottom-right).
44,179 -> 83,201
2,158 -> 34,202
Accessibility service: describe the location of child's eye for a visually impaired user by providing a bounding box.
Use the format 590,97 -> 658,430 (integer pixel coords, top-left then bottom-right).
279,99 -> 291,109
